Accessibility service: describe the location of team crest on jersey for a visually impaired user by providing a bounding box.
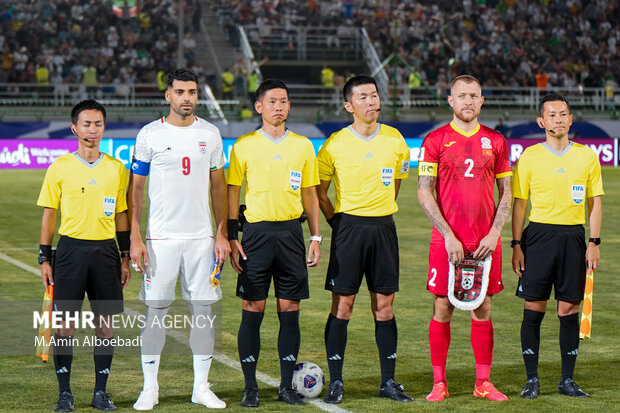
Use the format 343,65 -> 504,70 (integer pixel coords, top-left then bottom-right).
103,197 -> 116,217
571,184 -> 585,204
290,171 -> 302,190
480,137 -> 492,149
199,141 -> 207,155
381,168 -> 393,186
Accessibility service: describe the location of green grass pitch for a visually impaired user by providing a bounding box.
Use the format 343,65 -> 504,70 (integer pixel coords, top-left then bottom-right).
0,168 -> 618,412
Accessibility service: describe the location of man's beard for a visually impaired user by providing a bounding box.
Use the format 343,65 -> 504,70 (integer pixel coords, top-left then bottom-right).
455,108 -> 478,123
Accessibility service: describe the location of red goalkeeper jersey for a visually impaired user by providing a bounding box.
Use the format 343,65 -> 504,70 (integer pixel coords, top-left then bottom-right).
418,122 -> 512,248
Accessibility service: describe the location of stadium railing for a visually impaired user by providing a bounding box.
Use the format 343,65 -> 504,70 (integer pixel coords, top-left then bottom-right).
242,25 -> 363,61
0,83 -> 615,112
360,27 -> 389,101
237,25 -> 263,81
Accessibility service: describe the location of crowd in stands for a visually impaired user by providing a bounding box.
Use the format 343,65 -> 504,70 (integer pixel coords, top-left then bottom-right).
0,0 -> 204,86
0,0 -> 618,96
214,0 -> 619,90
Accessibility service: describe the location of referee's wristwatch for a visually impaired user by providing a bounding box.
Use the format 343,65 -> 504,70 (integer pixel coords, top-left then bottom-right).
588,237 -> 601,246
309,235 -> 323,245
38,256 -> 50,265
510,240 -> 522,248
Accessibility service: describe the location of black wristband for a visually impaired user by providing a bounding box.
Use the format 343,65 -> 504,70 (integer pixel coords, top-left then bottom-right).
120,252 -> 130,259
116,231 -> 130,252
39,244 -> 52,259
228,219 -> 239,241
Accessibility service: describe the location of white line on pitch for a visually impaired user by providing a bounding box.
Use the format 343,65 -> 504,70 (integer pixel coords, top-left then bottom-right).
0,252 -> 353,413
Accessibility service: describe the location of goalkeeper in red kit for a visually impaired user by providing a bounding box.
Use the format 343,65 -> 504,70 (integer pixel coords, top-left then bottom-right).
417,75 -> 512,402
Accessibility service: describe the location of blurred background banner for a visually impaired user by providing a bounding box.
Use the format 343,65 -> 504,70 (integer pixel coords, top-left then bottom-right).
2,137 -> 616,170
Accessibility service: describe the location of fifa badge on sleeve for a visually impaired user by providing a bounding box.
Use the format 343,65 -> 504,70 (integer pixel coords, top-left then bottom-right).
448,254 -> 491,311
210,258 -> 224,287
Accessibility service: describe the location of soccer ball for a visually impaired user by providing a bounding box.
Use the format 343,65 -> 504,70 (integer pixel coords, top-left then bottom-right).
292,361 -> 325,398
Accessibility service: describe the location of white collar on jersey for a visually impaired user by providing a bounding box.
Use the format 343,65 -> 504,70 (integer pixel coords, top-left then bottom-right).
258,128 -> 289,144
347,123 -> 381,142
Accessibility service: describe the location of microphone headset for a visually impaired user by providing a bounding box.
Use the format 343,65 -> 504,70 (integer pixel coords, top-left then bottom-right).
71,127 -> 90,142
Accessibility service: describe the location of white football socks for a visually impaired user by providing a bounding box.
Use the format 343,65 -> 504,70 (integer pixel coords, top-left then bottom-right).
140,306 -> 169,390
189,303 -> 215,388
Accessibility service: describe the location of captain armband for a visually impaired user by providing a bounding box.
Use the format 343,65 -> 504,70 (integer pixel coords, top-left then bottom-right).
418,162 -> 438,177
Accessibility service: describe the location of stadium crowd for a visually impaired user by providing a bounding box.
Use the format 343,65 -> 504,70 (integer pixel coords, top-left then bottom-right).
214,0 -> 619,89
0,0 -> 203,85
0,0 -> 617,94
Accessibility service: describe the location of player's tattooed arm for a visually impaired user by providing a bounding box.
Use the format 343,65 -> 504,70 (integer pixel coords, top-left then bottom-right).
492,176 -> 512,233
418,175 -> 464,264
474,176 -> 512,260
417,176 -> 449,236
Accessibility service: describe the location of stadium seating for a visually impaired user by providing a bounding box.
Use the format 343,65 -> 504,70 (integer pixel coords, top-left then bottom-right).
214,0 -> 620,89
0,0 -> 200,85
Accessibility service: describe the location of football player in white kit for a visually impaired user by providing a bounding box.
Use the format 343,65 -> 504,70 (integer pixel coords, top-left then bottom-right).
129,68 -> 230,410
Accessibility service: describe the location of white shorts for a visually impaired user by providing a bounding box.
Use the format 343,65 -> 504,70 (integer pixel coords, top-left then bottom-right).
139,238 -> 222,306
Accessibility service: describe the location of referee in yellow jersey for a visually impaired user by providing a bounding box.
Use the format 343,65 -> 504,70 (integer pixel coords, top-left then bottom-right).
512,94 -> 603,400
317,75 -> 413,404
227,79 -> 322,407
38,99 -> 130,412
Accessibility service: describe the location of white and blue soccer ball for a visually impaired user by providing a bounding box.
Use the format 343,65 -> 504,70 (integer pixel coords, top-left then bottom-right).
292,361 -> 325,398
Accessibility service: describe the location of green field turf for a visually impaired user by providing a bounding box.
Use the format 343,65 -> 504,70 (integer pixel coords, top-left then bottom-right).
0,168 -> 618,412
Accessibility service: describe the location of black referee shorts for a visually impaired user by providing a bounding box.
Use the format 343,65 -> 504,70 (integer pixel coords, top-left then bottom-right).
236,219 -> 309,301
516,222 -> 587,302
53,236 -> 124,316
325,214 -> 399,294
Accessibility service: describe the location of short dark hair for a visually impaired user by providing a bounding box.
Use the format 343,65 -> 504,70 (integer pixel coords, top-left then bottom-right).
71,99 -> 106,125
167,68 -> 199,88
343,75 -> 377,102
449,74 -> 481,95
255,78 -> 289,101
538,94 -> 570,117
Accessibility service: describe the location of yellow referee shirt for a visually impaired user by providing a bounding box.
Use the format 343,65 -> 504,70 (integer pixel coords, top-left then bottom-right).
513,142 -> 604,225
318,124 -> 410,217
227,129 -> 319,223
37,153 -> 129,240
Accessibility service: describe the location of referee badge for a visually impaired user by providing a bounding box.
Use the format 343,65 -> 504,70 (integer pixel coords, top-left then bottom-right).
381,168 -> 393,186
571,184 -> 585,204
290,170 -> 302,190
102,197 -> 116,217
198,141 -> 207,155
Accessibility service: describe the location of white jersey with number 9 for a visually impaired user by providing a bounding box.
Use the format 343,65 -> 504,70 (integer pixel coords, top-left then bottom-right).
131,116 -> 225,240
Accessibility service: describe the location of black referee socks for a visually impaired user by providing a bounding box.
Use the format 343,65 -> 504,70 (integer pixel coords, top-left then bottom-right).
53,334 -> 74,393
325,313 -> 349,383
93,335 -> 115,392
559,313 -> 580,381
278,311 -> 300,390
521,309 -> 545,379
375,317 -> 398,386
238,310 -> 264,389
